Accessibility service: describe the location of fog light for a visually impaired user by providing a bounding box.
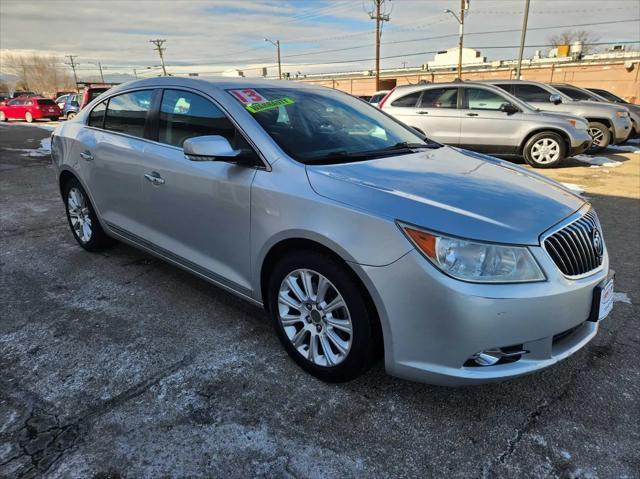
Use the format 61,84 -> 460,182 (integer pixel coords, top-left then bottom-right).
469,347 -> 529,367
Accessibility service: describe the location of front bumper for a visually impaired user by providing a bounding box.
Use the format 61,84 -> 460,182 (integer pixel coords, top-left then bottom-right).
612,116 -> 633,143
360,245 -> 609,386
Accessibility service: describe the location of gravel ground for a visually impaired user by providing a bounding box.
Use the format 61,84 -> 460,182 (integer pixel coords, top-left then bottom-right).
1,122 -> 638,479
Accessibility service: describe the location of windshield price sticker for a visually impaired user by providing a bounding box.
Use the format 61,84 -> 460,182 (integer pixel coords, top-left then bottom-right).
229,89 -> 267,104
245,97 -> 295,113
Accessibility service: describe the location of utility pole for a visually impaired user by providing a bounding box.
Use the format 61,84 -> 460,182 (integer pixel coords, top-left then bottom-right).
515,0 -> 531,80
65,55 -> 79,92
149,39 -> 168,76
264,38 -> 282,79
445,1 -> 469,79
97,61 -> 105,83
369,0 -> 391,91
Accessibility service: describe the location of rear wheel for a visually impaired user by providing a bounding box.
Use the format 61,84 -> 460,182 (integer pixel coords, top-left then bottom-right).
63,177 -> 114,252
66,111 -> 77,120
523,132 -> 566,168
587,122 -> 611,152
268,250 -> 377,382
24,112 -> 33,123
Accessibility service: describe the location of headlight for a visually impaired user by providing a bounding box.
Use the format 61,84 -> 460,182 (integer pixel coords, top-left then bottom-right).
616,111 -> 629,118
399,224 -> 545,283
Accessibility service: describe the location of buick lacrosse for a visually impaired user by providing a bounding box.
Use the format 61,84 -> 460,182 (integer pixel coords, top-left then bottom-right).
51,78 -> 614,385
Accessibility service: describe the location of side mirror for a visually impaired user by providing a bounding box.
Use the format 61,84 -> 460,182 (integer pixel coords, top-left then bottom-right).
549,93 -> 562,105
500,103 -> 520,114
184,135 -> 240,161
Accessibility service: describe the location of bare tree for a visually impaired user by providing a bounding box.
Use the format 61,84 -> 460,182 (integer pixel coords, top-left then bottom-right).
1,53 -> 74,96
548,30 -> 601,54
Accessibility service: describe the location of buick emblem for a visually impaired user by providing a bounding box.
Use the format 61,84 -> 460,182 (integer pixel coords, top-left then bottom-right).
592,228 -> 603,257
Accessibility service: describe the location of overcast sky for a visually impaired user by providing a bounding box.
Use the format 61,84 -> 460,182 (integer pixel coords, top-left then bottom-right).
1,0 -> 639,80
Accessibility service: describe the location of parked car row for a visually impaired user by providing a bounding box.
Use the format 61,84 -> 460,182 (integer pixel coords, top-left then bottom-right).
376,80 -> 635,167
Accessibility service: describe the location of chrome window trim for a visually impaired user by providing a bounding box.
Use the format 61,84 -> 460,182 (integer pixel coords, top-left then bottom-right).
83,84 -> 271,171
539,204 -> 605,280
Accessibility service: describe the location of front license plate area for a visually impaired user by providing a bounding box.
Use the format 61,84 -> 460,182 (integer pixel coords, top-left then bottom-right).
588,272 -> 615,322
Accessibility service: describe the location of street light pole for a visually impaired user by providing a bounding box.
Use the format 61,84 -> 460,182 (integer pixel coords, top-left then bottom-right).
445,1 -> 469,80
515,0 -> 531,80
265,38 -> 282,79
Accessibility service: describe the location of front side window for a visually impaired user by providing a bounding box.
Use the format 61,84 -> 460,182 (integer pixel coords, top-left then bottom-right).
103,90 -> 152,138
418,88 -> 458,109
228,87 -> 435,164
464,88 -> 508,110
390,91 -> 421,108
88,100 -> 107,128
513,84 -> 551,102
554,86 -> 593,101
159,89 -> 238,147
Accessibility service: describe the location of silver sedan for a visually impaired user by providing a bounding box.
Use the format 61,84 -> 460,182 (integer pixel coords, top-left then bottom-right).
50,77 -> 614,386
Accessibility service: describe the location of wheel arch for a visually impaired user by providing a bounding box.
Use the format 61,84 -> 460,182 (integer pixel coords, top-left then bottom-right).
584,117 -> 612,131
518,128 -> 571,155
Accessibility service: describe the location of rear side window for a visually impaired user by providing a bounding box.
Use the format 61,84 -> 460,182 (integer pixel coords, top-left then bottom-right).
494,84 -> 512,94
513,84 -> 551,102
88,100 -> 107,128
158,89 -> 236,147
104,90 -> 152,138
390,91 -> 422,108
37,99 -> 56,106
419,88 -> 458,108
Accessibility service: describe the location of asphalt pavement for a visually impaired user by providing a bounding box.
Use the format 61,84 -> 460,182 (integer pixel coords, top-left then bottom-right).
0,122 -> 638,479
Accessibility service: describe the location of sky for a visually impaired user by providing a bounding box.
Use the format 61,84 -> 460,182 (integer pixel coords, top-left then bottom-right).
1,0 -> 639,81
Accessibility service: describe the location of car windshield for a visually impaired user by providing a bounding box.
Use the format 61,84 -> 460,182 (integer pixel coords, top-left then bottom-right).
555,86 -> 595,101
228,87 -> 438,165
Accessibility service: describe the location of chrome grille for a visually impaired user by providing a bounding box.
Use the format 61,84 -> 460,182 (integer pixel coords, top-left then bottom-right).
543,209 -> 603,277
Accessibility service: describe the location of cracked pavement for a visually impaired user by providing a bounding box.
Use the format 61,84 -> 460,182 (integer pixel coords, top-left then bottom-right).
1,123 -> 639,478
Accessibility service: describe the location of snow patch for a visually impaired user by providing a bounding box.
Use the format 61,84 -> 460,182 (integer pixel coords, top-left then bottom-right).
607,144 -> 640,154
613,292 -> 632,304
561,182 -> 585,195
572,155 -> 623,167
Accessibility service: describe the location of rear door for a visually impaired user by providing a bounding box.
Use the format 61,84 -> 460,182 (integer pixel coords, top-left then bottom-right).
385,87 -> 461,145
81,89 -> 155,237
136,88 -> 257,291
458,86 -> 522,153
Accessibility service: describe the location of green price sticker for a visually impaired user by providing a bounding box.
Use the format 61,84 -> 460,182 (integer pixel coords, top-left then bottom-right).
246,97 -> 295,113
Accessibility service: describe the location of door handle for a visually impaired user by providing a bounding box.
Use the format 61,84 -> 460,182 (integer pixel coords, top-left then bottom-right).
80,151 -> 94,161
466,113 -> 479,117
416,111 -> 429,115
144,172 -> 165,185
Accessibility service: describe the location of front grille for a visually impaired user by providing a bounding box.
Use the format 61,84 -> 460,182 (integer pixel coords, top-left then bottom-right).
543,209 -> 603,277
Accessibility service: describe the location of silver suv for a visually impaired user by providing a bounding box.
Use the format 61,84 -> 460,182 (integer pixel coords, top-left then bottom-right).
487,80 -> 633,151
380,82 -> 592,167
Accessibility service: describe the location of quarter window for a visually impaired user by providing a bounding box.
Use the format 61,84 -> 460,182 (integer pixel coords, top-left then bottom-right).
418,88 -> 458,108
465,88 -> 508,111
88,100 -> 107,128
513,84 -> 551,102
158,89 -> 237,147
103,90 -> 153,138
390,91 -> 422,108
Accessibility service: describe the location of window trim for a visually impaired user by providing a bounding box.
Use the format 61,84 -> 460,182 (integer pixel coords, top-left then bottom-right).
84,85 -> 270,171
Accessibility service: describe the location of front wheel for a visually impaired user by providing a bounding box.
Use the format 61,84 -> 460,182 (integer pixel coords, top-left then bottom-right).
523,132 -> 566,168
63,178 -> 115,252
268,251 -> 378,382
587,121 -> 611,152
25,112 -> 33,123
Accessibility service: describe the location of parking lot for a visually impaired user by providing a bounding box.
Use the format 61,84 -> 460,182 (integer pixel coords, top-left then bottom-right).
0,121 -> 638,478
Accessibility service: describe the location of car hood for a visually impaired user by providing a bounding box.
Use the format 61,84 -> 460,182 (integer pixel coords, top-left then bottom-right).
306,147 -> 585,245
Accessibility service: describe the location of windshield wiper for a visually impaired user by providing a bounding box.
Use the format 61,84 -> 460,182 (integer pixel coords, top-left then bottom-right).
386,141 -> 442,150
309,141 -> 441,165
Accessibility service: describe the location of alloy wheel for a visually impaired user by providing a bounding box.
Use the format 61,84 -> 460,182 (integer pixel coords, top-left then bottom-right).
530,137 -> 561,164
67,187 -> 92,243
278,268 -> 353,367
588,127 -> 605,146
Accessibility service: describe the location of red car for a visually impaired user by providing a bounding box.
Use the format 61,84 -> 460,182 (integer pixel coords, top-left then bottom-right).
0,97 -> 61,123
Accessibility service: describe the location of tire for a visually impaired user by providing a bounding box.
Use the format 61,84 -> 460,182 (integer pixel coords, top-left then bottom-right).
587,121 -> 611,153
62,177 -> 115,252
268,250 -> 378,382
522,131 -> 566,168
0,111 -> 6,122
66,111 -> 77,120
25,112 -> 33,123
